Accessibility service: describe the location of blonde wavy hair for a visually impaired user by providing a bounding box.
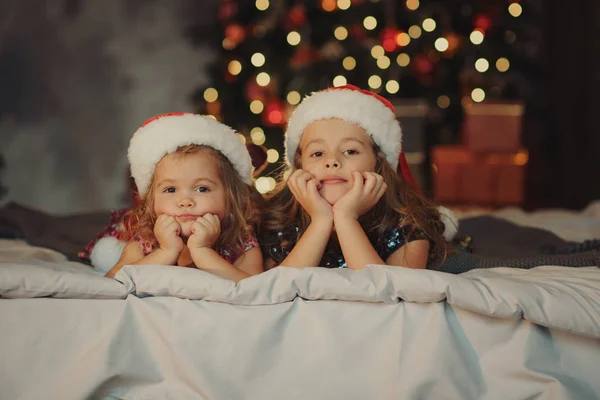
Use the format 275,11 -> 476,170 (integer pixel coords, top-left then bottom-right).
120,145 -> 259,255
259,142 -> 448,264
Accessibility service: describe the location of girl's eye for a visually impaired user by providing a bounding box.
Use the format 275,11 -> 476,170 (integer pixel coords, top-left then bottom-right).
344,149 -> 358,155
163,187 -> 176,193
311,151 -> 324,157
195,186 -> 209,193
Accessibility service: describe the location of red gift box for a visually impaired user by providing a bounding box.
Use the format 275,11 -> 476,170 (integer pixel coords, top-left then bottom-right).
462,101 -> 524,153
431,147 -> 470,202
496,161 -> 526,205
460,161 -> 496,204
432,145 -> 527,206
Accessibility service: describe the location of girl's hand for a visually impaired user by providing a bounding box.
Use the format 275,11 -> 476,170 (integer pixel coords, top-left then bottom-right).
287,169 -> 333,223
333,171 -> 387,220
188,214 -> 221,249
154,214 -> 185,254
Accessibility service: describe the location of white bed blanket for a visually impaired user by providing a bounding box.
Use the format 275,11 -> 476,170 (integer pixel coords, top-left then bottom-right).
1,289 -> 599,399
1,238 -> 599,339
1,239 -> 600,399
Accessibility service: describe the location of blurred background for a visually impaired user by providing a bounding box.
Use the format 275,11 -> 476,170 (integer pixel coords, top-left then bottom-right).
0,0 -> 599,215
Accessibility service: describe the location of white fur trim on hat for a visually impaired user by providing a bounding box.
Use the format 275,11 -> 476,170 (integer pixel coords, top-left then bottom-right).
438,206 -> 459,241
285,88 -> 402,169
129,113 -> 253,196
90,236 -> 127,274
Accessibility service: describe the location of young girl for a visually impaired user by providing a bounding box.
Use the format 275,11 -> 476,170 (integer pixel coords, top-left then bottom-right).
259,85 -> 458,270
99,112 -> 263,282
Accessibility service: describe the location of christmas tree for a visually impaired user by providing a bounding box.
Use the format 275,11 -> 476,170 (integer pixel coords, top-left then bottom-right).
190,0 -> 529,195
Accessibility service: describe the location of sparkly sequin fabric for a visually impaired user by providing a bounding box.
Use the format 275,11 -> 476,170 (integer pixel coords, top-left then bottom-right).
265,224 -> 423,268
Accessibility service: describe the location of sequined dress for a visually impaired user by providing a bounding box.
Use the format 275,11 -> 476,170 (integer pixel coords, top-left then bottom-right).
264,224 -> 424,268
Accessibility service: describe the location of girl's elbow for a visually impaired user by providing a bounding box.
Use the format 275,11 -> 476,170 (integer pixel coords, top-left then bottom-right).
245,268 -> 263,276
104,264 -> 123,279
346,262 -> 366,270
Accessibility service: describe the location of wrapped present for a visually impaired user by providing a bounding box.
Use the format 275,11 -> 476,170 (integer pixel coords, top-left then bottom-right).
432,145 -> 527,206
462,101 -> 524,153
460,161 -> 496,204
431,146 -> 470,202
496,158 -> 527,205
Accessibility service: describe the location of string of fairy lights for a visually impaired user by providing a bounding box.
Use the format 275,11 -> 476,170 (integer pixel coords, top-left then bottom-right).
201,0 -> 524,194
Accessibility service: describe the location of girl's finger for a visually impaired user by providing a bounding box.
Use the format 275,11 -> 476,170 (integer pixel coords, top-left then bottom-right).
191,220 -> 202,231
207,214 -> 221,232
155,215 -> 168,226
306,179 -> 320,198
362,172 -> 377,195
198,216 -> 213,228
296,173 -> 314,199
371,173 -> 384,195
287,171 -> 306,196
376,182 -> 387,201
207,216 -> 219,230
290,178 -> 306,199
201,216 -> 218,233
351,171 -> 363,192
289,169 -> 305,180
287,178 -> 299,198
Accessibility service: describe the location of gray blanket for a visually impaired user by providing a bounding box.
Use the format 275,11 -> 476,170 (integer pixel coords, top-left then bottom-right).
0,203 -> 109,261
433,216 -> 599,273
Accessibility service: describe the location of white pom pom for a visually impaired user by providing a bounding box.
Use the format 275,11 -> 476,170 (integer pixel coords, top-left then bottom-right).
90,236 -> 127,274
438,206 -> 459,241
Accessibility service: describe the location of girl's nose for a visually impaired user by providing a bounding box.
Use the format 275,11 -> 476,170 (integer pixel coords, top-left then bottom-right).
178,197 -> 194,208
324,157 -> 340,169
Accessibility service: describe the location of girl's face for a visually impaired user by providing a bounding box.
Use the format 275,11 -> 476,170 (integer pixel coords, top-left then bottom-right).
152,150 -> 226,237
299,118 -> 377,205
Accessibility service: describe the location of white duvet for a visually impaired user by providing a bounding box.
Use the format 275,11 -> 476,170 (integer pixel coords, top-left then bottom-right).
1,239 -> 599,338
1,239 -> 600,399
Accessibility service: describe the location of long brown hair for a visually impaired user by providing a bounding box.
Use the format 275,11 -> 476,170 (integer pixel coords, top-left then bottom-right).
259,142 -> 448,263
120,145 -> 259,255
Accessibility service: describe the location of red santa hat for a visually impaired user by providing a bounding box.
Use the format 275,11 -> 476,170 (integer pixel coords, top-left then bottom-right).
129,112 -> 254,196
285,84 -> 458,240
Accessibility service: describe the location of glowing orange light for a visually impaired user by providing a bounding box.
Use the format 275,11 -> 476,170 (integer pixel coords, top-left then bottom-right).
322,0 -> 336,12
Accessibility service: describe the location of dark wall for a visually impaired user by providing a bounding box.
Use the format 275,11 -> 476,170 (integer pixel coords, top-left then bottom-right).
0,0 -> 218,214
524,0 -> 600,210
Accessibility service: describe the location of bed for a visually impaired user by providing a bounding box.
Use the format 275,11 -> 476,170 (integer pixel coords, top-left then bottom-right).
1,202 -> 599,399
